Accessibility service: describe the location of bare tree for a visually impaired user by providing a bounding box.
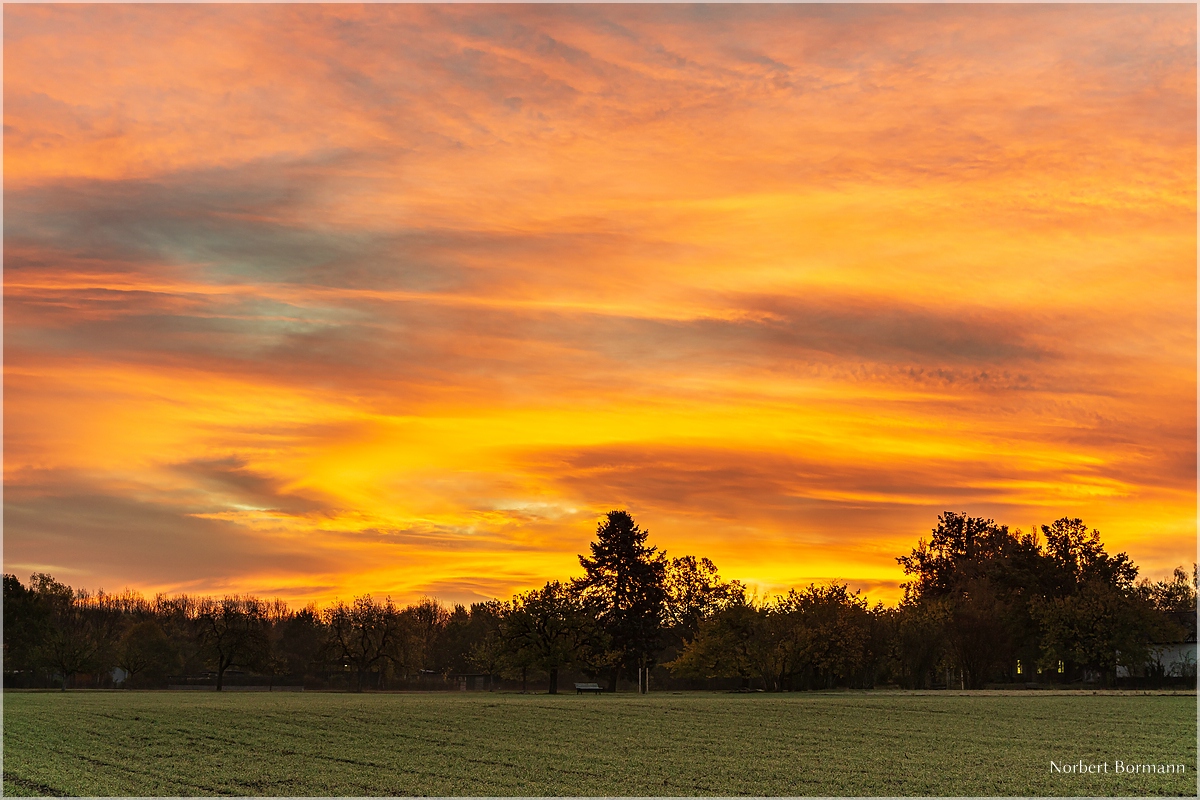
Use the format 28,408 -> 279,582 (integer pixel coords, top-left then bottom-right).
34,577 -> 122,690
194,596 -> 270,690
322,595 -> 410,691
114,619 -> 180,687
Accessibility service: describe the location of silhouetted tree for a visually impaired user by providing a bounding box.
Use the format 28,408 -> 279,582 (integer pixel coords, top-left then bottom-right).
889,599 -> 949,688
275,604 -> 325,678
194,596 -> 270,691
115,619 -> 180,687
943,577 -> 1012,689
1142,566 -> 1198,614
663,556 -> 745,645
33,577 -> 122,690
433,604 -> 473,675
322,595 -> 409,691
4,511 -> 1186,695
3,574 -> 50,679
406,597 -> 450,674
1041,518 -> 1139,596
899,513 -> 1038,686
898,513 -> 1017,600
153,593 -> 203,675
574,510 -> 667,691
503,581 -> 592,693
466,601 -> 508,690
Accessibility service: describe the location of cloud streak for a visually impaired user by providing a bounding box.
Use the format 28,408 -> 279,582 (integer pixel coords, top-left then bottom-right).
4,3 -> 1194,604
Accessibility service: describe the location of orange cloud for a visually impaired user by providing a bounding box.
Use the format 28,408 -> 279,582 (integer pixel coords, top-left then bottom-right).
4,4 -> 1194,607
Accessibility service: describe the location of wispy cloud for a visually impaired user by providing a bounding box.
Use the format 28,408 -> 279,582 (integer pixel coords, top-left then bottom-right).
4,3 -> 1194,604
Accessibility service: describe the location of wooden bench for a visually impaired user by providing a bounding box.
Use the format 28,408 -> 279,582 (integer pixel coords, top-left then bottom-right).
575,682 -> 604,695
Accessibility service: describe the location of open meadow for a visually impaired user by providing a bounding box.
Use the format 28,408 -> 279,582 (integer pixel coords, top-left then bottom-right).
3,690 -> 1196,796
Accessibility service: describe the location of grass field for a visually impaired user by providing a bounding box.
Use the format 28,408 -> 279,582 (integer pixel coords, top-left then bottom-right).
3,690 -> 1196,796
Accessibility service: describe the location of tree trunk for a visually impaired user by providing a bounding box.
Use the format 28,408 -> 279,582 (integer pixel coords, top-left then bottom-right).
549,667 -> 558,694
216,664 -> 225,691
607,665 -> 619,693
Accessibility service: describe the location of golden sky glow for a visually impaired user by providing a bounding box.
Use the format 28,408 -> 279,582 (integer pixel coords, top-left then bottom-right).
4,4 -> 1196,606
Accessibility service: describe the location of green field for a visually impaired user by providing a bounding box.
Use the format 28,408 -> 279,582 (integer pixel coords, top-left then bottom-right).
3,690 -> 1196,796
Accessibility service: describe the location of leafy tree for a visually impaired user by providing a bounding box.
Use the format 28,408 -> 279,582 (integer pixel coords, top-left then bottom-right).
3,574 -> 50,678
859,604 -> 897,689
662,556 -> 745,645
666,600 -> 762,685
1041,518 -> 1138,596
898,513 -> 1044,686
574,510 -> 667,691
774,584 -> 872,690
466,601 -> 509,690
503,581 -> 593,693
751,604 -> 806,691
889,599 -> 949,689
1031,579 -> 1170,685
670,586 -> 876,692
897,513 -> 1016,601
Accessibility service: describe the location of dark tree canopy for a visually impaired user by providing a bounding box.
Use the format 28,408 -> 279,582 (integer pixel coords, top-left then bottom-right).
194,596 -> 271,691
1041,518 -> 1138,594
896,512 -> 1018,600
894,512 -> 1172,688
115,620 -> 180,686
574,510 -> 667,690
3,510 -> 1193,694
503,581 -> 594,694
321,595 -> 411,692
3,574 -> 49,675
663,555 -> 745,645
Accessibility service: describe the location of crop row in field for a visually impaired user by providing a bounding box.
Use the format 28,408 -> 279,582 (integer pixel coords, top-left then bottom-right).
3,690 -> 1196,796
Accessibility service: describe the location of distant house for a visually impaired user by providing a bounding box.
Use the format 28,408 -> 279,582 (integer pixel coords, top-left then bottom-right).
1150,641 -> 1197,678
1117,610 -> 1197,681
1150,610 -> 1198,678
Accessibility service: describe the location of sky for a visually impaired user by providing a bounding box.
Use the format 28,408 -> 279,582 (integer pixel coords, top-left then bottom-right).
3,3 -> 1196,607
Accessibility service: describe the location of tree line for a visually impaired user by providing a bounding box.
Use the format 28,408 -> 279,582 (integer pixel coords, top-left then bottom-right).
3,511 -> 1195,692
